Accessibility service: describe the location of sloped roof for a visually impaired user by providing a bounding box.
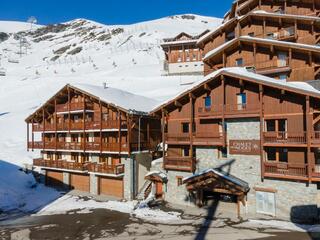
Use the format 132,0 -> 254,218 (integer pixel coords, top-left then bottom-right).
26,83 -> 160,122
183,168 -> 250,193
151,67 -> 320,114
204,36 -> 320,61
71,83 -> 160,113
198,11 -> 320,45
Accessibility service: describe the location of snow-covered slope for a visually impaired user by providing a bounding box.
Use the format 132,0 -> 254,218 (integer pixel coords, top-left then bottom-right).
0,14 -> 221,166
0,15 -> 221,214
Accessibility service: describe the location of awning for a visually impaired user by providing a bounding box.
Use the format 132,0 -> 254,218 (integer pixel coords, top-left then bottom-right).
145,171 -> 168,183
183,168 -> 250,196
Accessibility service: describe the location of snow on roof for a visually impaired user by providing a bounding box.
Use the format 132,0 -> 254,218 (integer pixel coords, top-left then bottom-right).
161,39 -> 198,47
198,10 -> 320,45
204,36 -> 320,61
71,83 -> 160,114
151,67 -> 320,113
145,170 -> 167,180
183,168 -> 250,191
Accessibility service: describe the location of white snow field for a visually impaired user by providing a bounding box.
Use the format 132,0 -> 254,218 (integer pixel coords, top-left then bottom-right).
0,15 -> 222,216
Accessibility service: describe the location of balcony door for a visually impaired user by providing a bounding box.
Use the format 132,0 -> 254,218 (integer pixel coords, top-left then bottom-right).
277,52 -> 287,67
237,93 -> 247,110
265,119 -> 287,140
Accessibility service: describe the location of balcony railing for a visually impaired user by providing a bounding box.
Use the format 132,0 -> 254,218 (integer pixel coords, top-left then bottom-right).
56,101 -> 94,112
85,142 -> 101,151
164,156 -> 196,172
198,103 -> 259,117
263,131 -> 307,145
312,131 -> 320,144
193,132 -> 224,145
264,162 -> 308,178
254,27 -> 296,41
87,163 -> 124,175
165,133 -> 190,142
33,159 -> 87,171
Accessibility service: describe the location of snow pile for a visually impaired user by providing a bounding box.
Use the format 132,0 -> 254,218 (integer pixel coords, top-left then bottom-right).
0,21 -> 42,33
0,160 -> 60,213
36,195 -> 183,223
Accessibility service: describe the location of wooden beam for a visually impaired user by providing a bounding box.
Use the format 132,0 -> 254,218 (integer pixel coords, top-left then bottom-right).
174,100 -> 182,108
313,114 -> 320,125
204,83 -> 212,92
161,109 -> 166,168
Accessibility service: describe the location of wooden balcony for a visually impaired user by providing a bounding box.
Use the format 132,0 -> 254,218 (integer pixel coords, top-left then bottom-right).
264,162 -> 308,180
193,132 -> 224,146
101,142 -> 129,152
164,156 -> 195,172
33,124 -> 43,132
246,59 -> 290,75
85,142 -> 101,151
165,133 -> 190,144
255,27 -> 296,41
198,103 -> 259,118
263,131 -> 307,146
56,101 -> 94,113
312,131 -> 320,145
33,158 -> 87,171
87,163 -> 124,175
70,121 -> 84,131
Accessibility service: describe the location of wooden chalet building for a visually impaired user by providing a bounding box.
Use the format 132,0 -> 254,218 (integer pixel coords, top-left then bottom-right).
148,0 -> 320,221
161,30 -> 209,76
151,67 -> 320,221
26,83 -> 161,199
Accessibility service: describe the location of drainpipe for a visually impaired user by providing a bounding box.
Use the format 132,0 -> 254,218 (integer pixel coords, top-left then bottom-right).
138,116 -> 141,152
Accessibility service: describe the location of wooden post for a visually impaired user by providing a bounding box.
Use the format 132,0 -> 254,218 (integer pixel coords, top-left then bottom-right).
118,110 -> 121,155
253,43 -> 257,66
54,98 -> 57,151
147,120 -> 150,149
306,96 -> 312,183
127,114 -> 131,156
68,86 -> 71,133
27,122 -> 29,151
289,48 -> 292,68
162,109 -> 166,168
189,93 -> 194,172
222,76 -> 226,147
42,108 -> 45,150
83,93 -> 86,153
222,51 -> 226,67
259,85 -> 265,181
100,101 -> 102,154
263,18 -> 266,38
32,120 -> 35,151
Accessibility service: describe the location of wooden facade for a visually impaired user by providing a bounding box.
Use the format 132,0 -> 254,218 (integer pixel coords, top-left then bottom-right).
151,70 -> 320,183
198,0 -> 320,81
26,84 -> 161,175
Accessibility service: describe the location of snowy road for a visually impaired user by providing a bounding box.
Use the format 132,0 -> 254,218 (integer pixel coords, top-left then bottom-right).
0,207 -> 318,240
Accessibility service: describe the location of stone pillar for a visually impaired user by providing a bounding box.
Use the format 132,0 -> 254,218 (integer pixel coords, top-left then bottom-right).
90,174 -> 98,195
63,172 -> 70,189
123,156 -> 134,200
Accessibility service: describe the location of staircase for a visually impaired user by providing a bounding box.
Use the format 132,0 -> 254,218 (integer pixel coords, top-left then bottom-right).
136,180 -> 152,201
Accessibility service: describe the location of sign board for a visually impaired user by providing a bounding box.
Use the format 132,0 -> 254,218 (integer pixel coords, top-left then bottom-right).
229,140 -> 260,155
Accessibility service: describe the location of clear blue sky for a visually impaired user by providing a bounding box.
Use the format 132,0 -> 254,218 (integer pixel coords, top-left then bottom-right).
0,0 -> 233,25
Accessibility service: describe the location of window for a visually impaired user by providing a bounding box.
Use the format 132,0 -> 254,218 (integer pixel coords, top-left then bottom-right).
265,119 -> 287,132
236,58 -> 243,67
266,148 -> 288,162
177,176 -> 183,186
279,74 -> 287,81
277,52 -> 288,67
182,122 -> 189,133
237,93 -> 247,110
182,147 -> 190,157
256,191 -> 276,216
204,96 -> 212,109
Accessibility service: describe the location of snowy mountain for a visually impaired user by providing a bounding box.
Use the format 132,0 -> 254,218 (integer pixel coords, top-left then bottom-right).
0,14 -> 222,166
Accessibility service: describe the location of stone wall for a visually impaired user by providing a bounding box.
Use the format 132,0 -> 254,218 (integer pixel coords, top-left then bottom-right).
164,118 -> 320,222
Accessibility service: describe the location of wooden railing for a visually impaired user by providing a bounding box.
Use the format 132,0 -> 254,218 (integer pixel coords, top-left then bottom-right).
164,156 -> 195,172
87,163 -> 125,175
193,132 -> 223,144
56,101 -> 94,112
165,133 -> 190,142
33,159 -> 87,171
254,27 -> 296,41
312,131 -> 320,144
70,121 -> 84,130
198,103 -> 259,116
264,162 -> 308,178
85,142 -> 101,151
33,124 -> 43,131
263,131 -> 307,144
